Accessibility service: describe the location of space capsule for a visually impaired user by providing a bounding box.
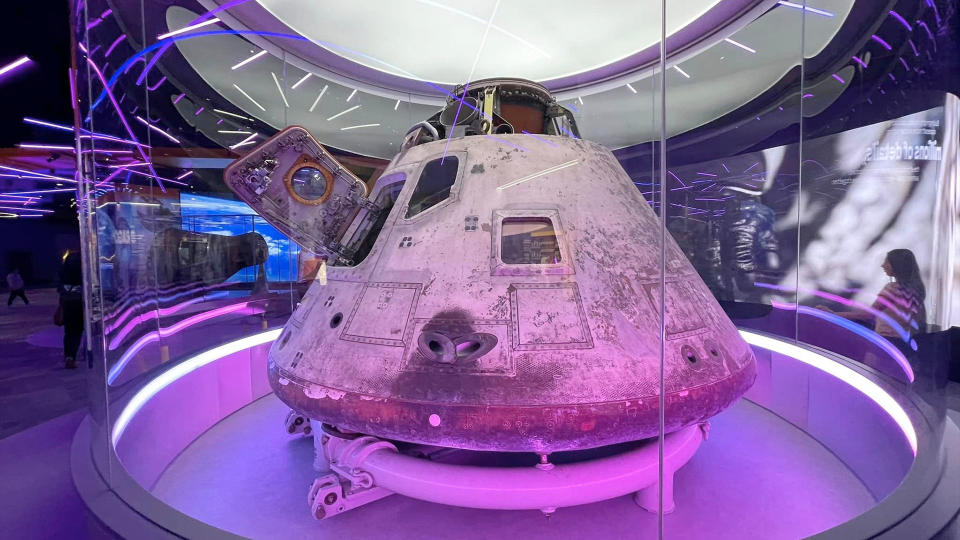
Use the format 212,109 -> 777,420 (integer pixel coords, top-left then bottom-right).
224,78 -> 755,453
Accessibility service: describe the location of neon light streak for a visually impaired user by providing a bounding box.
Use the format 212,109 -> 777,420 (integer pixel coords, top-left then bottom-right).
0,165 -> 76,183
106,162 -> 149,169
176,171 -> 194,180
0,205 -> 51,213
120,168 -> 189,187
270,72 -> 289,107
105,282 -> 235,331
394,99 -> 400,110
340,123 -> 380,131
134,115 -> 181,144
754,282 -> 912,343
497,160 -> 579,191
832,74 -> 845,83
156,18 -> 221,40
346,88 -> 357,102
441,83 -> 471,164
108,293 -> 227,350
889,10 -> 912,31
105,34 -> 127,57
291,72 -> 312,89
327,105 -> 359,121
86,57 -> 163,192
0,188 -> 75,195
231,50 -> 267,70
309,85 -> 328,112
107,302 -> 258,384
23,117 -> 73,132
213,108 -> 253,121
233,83 -> 266,111
777,1 -> 834,17
625,83 -> 637,93
484,135 -> 528,152
147,76 -> 167,91
229,133 -> 259,149
739,329 -> 916,454
18,144 -> 74,151
217,130 -> 252,135
673,65 -> 690,78
771,301 -> 914,382
871,35 -> 893,51
0,56 -> 31,79
852,56 -> 868,68
111,328 -> 281,445
520,130 -> 558,147
724,38 -> 756,53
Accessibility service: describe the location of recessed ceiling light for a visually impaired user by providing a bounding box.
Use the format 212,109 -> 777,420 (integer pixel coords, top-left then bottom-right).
327,105 -> 360,121
340,123 -> 380,131
309,85 -> 328,112
232,84 -> 266,111
291,72 -> 312,89
231,50 -> 267,70
157,18 -> 221,40
271,72 -> 290,107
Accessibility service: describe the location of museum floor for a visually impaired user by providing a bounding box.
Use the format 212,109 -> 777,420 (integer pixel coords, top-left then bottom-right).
0,291 -> 958,539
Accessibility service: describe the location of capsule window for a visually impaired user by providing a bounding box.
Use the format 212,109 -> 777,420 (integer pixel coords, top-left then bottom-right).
405,157 -> 459,218
500,217 -> 561,265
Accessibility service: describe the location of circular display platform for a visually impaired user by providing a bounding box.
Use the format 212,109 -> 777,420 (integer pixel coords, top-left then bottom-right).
151,394 -> 874,539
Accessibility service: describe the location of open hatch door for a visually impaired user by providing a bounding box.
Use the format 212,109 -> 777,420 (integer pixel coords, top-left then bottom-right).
224,126 -> 372,259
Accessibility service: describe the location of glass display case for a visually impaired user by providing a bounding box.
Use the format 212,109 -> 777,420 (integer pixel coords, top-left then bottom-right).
70,0 -> 959,538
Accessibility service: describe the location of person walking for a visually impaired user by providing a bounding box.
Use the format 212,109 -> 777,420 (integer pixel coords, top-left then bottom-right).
6,268 -> 29,306
57,254 -> 84,369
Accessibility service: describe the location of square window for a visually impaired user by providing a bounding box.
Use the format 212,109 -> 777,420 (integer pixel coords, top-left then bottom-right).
501,217 -> 561,265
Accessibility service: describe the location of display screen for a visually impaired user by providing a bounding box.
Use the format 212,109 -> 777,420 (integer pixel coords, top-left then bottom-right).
179,193 -> 299,282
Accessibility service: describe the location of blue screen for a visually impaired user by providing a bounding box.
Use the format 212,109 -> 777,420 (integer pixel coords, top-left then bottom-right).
179,193 -> 300,282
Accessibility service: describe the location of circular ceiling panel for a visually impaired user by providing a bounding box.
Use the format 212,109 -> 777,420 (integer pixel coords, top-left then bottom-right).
254,0 -> 724,85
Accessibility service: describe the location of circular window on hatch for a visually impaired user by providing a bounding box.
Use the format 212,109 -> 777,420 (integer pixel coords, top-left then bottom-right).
285,157 -> 334,204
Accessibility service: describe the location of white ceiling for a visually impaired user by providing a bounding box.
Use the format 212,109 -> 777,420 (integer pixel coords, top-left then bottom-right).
168,1 -> 854,159
255,0 -> 724,85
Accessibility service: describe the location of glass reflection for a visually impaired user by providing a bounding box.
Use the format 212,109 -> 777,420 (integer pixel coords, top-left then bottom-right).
290,166 -> 329,201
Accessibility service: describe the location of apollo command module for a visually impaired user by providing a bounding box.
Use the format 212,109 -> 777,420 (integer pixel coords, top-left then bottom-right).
224,77 -> 756,517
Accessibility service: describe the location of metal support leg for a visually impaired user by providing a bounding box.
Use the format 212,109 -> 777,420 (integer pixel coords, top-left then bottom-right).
633,470 -> 675,514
